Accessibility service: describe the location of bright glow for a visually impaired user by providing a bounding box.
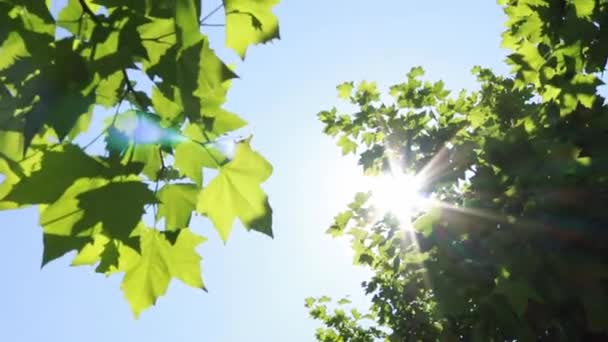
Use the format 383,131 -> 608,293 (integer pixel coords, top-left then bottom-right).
368,172 -> 428,225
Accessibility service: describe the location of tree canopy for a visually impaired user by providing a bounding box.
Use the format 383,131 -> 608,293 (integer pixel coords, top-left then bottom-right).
0,0 -> 279,316
308,0 -> 608,340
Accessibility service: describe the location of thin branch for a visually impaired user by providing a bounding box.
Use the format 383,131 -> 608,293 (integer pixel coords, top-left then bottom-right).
141,4 -> 226,42
122,69 -> 147,110
202,131 -> 227,166
56,19 -> 81,24
78,0 -> 101,24
159,148 -> 166,170
40,208 -> 83,226
152,178 -> 160,229
17,142 -> 61,163
141,36 -> 174,45
200,4 -> 224,24
83,89 -> 127,150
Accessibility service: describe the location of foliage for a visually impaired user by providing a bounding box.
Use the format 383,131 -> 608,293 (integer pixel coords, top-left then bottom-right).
309,0 -> 608,340
305,296 -> 388,342
0,0 -> 279,316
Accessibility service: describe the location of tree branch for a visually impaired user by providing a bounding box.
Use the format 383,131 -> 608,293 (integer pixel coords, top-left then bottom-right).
78,0 -> 101,24
200,4 -> 224,24
202,131 -> 228,166
122,69 -> 147,110
83,89 -> 127,150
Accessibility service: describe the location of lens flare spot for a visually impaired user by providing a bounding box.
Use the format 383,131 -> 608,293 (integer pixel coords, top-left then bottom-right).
369,173 -> 428,225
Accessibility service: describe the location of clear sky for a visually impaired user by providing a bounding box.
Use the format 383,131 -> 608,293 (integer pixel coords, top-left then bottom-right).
0,1 -> 510,341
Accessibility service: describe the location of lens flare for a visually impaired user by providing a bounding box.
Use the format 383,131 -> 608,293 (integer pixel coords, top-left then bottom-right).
369,172 -> 428,226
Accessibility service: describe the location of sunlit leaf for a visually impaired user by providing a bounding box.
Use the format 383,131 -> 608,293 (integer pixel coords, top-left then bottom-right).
197,140 -> 272,241
121,228 -> 205,317
157,183 -> 198,231
224,0 -> 280,58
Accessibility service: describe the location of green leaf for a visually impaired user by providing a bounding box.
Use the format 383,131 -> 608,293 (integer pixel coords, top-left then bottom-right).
0,32 -> 29,72
494,278 -> 541,317
75,180 -> 158,242
174,123 -> 225,185
157,183 -> 199,231
304,297 -> 316,308
23,38 -> 96,147
5,144 -> 106,204
39,177 -> 156,252
177,38 -> 237,121
318,296 -> 331,303
174,0 -> 201,50
197,140 -> 273,241
337,298 -> 351,305
139,18 -> 176,72
412,207 -> 441,237
71,234 -> 110,266
0,130 -> 24,161
224,0 -> 281,59
337,82 -> 354,100
249,197 -> 273,237
57,0 -> 97,39
96,70 -> 125,108
121,228 -> 205,317
152,86 -> 182,123
206,111 -> 248,136
337,135 -> 357,155
95,239 -> 122,274
572,0 -> 595,18
129,144 -> 162,180
41,234 -> 91,267
0,159 -> 20,210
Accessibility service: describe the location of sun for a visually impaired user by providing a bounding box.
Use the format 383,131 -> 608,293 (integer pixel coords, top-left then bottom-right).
367,172 -> 428,225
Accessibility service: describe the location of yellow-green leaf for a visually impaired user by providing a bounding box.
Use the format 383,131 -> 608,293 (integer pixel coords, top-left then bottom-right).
121,228 -> 205,317
224,0 -> 280,59
197,140 -> 272,241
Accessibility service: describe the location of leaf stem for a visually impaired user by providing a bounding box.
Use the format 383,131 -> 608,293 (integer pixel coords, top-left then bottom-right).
122,69 -> 147,110
159,149 -> 166,170
200,4 -> 224,24
78,0 -> 101,25
83,90 -> 127,150
202,131 -> 228,166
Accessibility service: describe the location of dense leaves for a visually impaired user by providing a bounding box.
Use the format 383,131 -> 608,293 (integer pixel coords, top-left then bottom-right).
309,0 -> 608,340
0,0 -> 279,315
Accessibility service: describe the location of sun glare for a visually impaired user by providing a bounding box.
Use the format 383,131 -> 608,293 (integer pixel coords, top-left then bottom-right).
368,172 -> 428,225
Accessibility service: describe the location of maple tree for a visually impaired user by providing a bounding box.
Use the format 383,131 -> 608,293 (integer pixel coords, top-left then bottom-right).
0,0 -> 279,316
308,0 -> 608,340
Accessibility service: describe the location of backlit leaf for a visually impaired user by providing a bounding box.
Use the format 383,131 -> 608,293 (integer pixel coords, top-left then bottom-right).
157,183 -> 199,231
197,140 -> 272,241
121,228 -> 205,317
224,0 -> 281,59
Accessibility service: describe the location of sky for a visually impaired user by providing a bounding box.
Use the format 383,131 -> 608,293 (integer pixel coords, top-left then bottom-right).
0,1 -> 510,341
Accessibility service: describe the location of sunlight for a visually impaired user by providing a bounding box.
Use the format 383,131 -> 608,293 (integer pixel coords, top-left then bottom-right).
368,172 -> 428,227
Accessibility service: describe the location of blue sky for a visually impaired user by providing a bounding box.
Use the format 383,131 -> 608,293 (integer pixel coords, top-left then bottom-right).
0,1 -> 509,341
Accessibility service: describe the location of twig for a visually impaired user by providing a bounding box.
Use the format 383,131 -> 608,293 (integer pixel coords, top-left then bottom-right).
140,4 -> 226,43
152,178 -> 160,228
78,0 -> 101,24
202,131 -> 227,166
200,4 -> 224,24
159,148 -> 166,170
83,89 -> 127,150
141,36 -> 174,45
122,69 -> 147,110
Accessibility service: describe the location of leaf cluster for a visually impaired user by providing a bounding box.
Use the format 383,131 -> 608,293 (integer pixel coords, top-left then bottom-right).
0,0 -> 280,316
